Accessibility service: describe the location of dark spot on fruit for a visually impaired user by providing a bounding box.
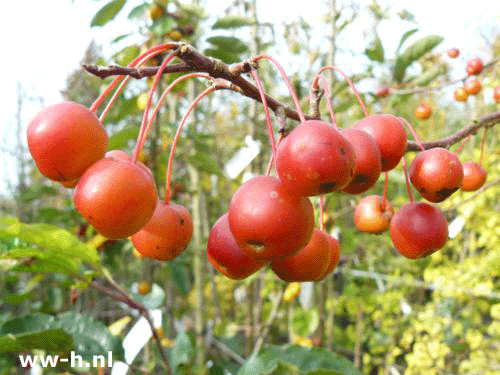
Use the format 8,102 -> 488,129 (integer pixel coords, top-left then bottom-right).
434,187 -> 458,202
339,148 -> 346,155
157,245 -> 160,250
180,218 -> 185,225
352,174 -> 368,184
247,240 -> 265,253
318,182 -> 337,193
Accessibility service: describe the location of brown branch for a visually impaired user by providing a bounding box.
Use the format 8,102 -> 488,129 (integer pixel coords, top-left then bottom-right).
406,111 -> 500,151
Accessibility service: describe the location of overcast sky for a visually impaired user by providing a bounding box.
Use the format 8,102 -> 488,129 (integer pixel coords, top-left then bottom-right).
0,0 -> 499,197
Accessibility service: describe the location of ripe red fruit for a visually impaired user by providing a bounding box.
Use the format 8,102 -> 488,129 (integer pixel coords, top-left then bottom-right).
460,161 -> 487,191
409,148 -> 464,202
464,79 -> 482,95
390,202 -> 448,259
316,234 -> 340,281
276,120 -> 356,196
207,214 -> 267,280
354,195 -> 394,234
271,228 -> 331,282
341,129 -> 382,194
494,86 -> 500,103
228,176 -> 314,261
27,102 -> 108,182
454,88 -> 468,102
466,57 -> 484,76
131,201 -> 193,261
375,86 -> 390,97
354,114 -> 408,172
447,48 -> 460,58
415,103 -> 432,120
74,157 -> 157,239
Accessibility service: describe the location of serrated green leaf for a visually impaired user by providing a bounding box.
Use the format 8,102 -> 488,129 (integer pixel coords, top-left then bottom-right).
207,36 -> 249,54
393,35 -> 443,82
90,0 -> 126,27
0,329 -> 73,354
3,247 -> 79,275
213,15 -> 256,29
396,28 -> 418,54
364,37 -> 384,63
127,2 -> 149,19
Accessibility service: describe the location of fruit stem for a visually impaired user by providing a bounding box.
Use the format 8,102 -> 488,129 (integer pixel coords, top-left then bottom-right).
313,66 -> 369,117
479,127 -> 488,165
165,85 -> 218,204
401,157 -> 415,203
455,134 -> 472,154
250,67 -> 277,159
381,171 -> 389,211
398,117 -> 425,152
133,52 -> 178,163
265,134 -> 284,176
319,195 -> 325,232
319,76 -> 339,129
90,43 -> 177,114
252,55 -> 306,123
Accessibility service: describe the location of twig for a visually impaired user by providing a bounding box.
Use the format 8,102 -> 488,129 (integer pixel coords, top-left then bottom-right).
251,286 -> 284,357
210,338 -> 245,365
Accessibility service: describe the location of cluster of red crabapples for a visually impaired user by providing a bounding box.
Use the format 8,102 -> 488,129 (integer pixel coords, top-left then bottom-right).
26,44 -> 489,283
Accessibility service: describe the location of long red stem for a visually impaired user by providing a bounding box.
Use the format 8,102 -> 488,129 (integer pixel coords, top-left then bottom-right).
313,66 -> 369,117
401,157 -> 414,203
398,117 -> 425,152
250,67 -> 277,160
479,127 -> 488,165
319,76 -> 338,129
133,52 -> 178,163
319,195 -> 325,232
165,85 -> 217,203
252,55 -> 306,123
90,43 -> 177,114
455,134 -> 472,154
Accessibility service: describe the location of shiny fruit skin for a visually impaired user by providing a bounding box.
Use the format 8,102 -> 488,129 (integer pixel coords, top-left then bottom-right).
464,79 -> 482,95
354,114 -> 408,172
27,102 -> 108,182
228,176 -> 315,261
74,157 -> 157,239
131,201 -> 193,261
316,234 -> 340,281
466,57 -> 484,76
409,148 -> 463,203
454,88 -> 468,102
415,103 -> 432,120
207,214 -> 267,280
390,202 -> 448,259
271,229 -> 330,282
276,120 -> 356,196
447,48 -> 460,58
341,129 -> 382,194
375,87 -> 390,97
494,86 -> 500,103
460,161 -> 487,191
354,195 -> 394,234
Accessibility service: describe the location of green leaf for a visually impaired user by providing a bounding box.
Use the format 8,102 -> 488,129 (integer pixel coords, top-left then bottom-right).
204,48 -> 241,64
171,330 -> 193,368
112,33 -> 133,44
238,345 -> 361,375
213,15 -> 256,29
3,247 -> 79,275
393,35 -> 443,82
127,2 -> 149,19
149,17 -> 174,36
396,28 -> 418,54
207,36 -> 249,54
90,0 -> 126,27
0,313 -> 125,361
170,262 -> 191,296
292,308 -> 319,337
364,37 -> 384,63
0,329 -> 73,354
113,45 -> 140,66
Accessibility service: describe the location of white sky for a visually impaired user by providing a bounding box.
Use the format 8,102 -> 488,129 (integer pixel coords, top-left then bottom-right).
0,0 -> 499,197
